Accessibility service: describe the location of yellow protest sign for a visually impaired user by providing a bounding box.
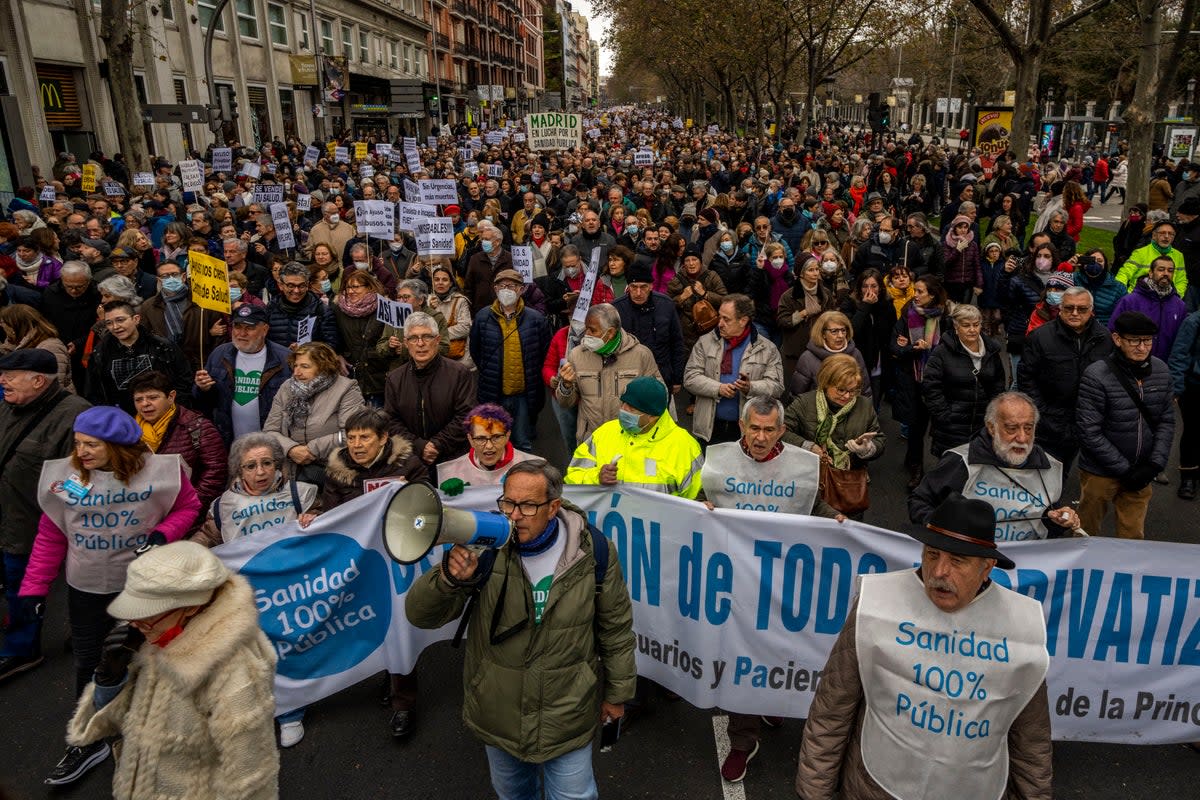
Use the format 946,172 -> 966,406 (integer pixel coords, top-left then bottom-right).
81,164 -> 96,192
326,141 -> 337,157
768,124 -> 777,136
188,251 -> 231,313
685,118 -> 693,129
354,142 -> 368,160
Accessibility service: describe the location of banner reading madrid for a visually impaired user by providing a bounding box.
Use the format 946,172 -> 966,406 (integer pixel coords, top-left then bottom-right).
526,113 -> 582,152
187,251 -> 231,313
215,486 -> 1200,743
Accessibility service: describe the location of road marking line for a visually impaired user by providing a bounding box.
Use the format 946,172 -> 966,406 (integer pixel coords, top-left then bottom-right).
712,714 -> 748,800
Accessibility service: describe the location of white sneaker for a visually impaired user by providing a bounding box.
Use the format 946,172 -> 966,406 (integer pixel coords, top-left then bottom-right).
279,720 -> 305,748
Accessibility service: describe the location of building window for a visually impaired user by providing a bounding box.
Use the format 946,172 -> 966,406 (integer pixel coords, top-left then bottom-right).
197,0 -> 225,32
279,88 -> 297,139
403,43 -> 412,74
359,31 -> 369,62
160,0 -> 175,22
389,41 -> 399,69
342,23 -> 354,59
235,0 -> 258,39
414,48 -> 424,78
320,19 -> 334,54
296,13 -> 310,50
267,3 -> 288,46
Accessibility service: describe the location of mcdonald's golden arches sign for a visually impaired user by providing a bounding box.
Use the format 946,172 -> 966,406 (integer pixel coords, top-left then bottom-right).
35,64 -> 82,128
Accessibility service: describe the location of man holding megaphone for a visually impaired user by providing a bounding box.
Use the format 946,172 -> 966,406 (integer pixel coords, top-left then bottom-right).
405,460 -> 636,800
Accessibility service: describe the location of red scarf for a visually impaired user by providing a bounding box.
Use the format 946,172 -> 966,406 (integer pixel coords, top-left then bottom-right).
721,326 -> 752,375
470,442 -> 515,471
740,438 -> 784,462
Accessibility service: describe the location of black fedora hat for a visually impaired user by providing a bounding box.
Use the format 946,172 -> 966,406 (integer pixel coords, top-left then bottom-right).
910,494 -> 1014,570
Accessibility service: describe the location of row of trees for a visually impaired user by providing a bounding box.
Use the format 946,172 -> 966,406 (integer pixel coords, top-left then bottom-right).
602,0 -> 1199,207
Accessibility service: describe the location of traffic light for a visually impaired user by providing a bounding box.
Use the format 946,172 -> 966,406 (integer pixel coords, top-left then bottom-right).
218,86 -> 239,125
880,106 -> 891,128
207,106 -> 223,133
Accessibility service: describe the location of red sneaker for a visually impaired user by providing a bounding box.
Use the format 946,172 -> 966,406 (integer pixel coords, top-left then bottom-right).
720,740 -> 760,782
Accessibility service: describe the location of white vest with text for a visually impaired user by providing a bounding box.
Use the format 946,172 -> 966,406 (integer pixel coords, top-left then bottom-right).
946,443 -> 1064,541
700,441 -> 820,515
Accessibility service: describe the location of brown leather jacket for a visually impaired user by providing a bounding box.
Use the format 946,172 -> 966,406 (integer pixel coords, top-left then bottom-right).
796,597 -> 1053,800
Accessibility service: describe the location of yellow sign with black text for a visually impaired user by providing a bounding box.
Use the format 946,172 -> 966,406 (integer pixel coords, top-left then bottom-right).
188,251 -> 232,313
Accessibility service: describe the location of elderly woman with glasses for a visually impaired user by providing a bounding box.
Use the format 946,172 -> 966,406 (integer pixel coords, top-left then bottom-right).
789,310 -> 871,398
921,303 -> 1006,457
436,403 -> 538,496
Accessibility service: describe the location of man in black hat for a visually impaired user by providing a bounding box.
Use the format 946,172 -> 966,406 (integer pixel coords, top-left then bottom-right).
613,259 -> 687,396
797,494 -> 1052,800
0,349 -> 91,682
1075,311 -> 1176,539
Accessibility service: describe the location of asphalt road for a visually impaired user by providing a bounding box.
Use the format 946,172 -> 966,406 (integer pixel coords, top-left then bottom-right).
2,393 -> 1197,800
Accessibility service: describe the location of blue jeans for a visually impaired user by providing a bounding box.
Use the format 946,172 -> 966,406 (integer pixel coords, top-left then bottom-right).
500,394 -> 534,451
485,743 -> 598,800
550,397 -> 578,456
1,553 -> 40,657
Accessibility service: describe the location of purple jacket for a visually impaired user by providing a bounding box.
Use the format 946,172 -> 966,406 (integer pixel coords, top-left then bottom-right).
1108,280 -> 1188,362
31,255 -> 63,287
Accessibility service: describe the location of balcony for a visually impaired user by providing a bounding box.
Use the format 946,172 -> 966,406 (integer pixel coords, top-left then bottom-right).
436,33 -> 450,49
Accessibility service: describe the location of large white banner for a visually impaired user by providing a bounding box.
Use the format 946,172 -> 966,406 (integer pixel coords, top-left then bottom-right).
215,486 -> 1200,743
526,112 -> 583,152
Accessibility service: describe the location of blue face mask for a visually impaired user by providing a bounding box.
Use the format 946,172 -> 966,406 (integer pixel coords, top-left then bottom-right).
481,240 -> 494,254
161,276 -> 185,294
1045,291 -> 1063,307
627,224 -> 639,236
320,279 -> 332,293
720,240 -> 734,253
229,286 -> 243,301
618,409 -> 643,433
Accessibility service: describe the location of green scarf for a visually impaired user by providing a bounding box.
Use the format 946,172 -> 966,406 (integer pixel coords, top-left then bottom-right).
596,330 -> 622,357
815,389 -> 857,470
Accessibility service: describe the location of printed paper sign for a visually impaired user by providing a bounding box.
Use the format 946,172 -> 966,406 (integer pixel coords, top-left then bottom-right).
270,203 -> 296,250
40,186 -> 56,202
407,152 -> 422,175
178,160 -> 205,192
211,147 -> 233,172
571,247 -> 603,323
253,185 -> 285,205
240,162 -> 262,179
188,251 -> 231,313
102,181 -> 125,197
418,179 -> 458,205
415,217 -> 455,256
634,150 -> 654,166
487,163 -> 503,178
512,132 -> 526,143
353,200 -> 396,238
295,194 -> 313,211
354,142 -> 368,160
360,164 -> 375,179
374,143 -> 393,157
375,298 -> 413,328
133,172 -> 155,187
525,113 -> 584,152
81,164 -> 97,192
510,245 -> 534,284
296,315 -> 316,344
398,202 -> 438,232
303,145 -> 321,164
334,147 -> 350,164
403,179 -> 421,201
426,136 -> 437,149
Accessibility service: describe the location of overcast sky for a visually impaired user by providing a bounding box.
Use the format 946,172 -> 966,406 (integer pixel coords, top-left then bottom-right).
571,0 -> 612,76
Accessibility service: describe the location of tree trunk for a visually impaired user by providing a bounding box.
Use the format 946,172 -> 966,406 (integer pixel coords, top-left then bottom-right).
1010,51 -> 1042,160
1122,1 -> 1162,212
99,0 -> 150,171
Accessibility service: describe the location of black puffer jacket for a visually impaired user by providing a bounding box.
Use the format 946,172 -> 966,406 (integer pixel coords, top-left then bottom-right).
1076,355 -> 1175,478
613,291 -> 687,387
841,295 -> 897,379
1017,317 -> 1113,446
709,249 -> 753,295
921,330 -> 1006,456
266,291 -> 339,349
998,268 -> 1043,350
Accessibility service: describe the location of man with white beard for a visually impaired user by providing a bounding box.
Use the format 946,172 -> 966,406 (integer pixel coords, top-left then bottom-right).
908,392 -> 1082,541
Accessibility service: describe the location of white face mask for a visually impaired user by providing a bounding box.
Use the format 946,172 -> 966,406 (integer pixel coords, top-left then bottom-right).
581,335 -> 606,351
1035,257 -> 1052,271
878,231 -> 894,244
353,261 -> 369,270
564,265 -> 580,278
770,257 -> 785,268
328,214 -> 340,225
496,288 -> 519,307
821,261 -> 838,273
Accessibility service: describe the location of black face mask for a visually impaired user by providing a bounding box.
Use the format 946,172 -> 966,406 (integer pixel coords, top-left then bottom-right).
780,208 -> 797,221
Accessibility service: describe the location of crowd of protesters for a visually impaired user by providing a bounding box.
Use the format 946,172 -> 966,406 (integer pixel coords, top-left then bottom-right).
2,106 -> 1199,791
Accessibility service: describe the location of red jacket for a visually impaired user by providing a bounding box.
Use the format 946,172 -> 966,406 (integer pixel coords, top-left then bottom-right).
542,325 -> 571,387
156,405 -> 228,518
1093,158 -> 1110,183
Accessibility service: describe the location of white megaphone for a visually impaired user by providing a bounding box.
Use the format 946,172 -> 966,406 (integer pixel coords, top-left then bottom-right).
382,480 -> 513,565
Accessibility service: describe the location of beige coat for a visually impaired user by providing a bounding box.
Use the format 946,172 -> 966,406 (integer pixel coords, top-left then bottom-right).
557,331 -> 663,442
796,597 -> 1052,800
263,374 -> 365,460
683,327 -> 785,442
68,575 -> 279,800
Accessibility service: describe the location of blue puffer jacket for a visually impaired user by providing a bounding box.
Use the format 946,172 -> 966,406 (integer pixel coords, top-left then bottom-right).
1167,310 -> 1200,396
196,340 -> 292,444
1074,270 -> 1127,325
469,301 -> 552,414
1076,355 -> 1175,477
266,292 -> 340,350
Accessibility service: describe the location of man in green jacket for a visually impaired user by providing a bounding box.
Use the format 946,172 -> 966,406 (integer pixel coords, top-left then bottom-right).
406,460 -> 636,799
